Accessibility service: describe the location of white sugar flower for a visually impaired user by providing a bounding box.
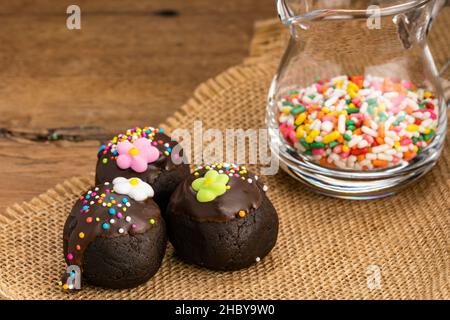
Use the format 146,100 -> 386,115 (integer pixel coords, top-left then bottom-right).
112,177 -> 154,201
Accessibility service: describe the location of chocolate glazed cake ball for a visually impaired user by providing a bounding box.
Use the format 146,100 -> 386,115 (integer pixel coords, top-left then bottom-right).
61,178 -> 167,289
166,164 -> 279,271
95,127 -> 190,211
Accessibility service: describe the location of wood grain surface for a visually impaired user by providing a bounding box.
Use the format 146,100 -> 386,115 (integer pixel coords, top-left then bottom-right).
0,0 -> 275,213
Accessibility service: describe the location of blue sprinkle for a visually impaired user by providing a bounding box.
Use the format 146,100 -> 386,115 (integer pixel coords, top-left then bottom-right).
122,198 -> 129,203
102,223 -> 110,230
98,145 -> 105,153
85,195 -> 91,199
167,147 -> 172,152
82,205 -> 89,211
159,128 -> 164,133
109,196 -> 114,200
109,208 -> 116,215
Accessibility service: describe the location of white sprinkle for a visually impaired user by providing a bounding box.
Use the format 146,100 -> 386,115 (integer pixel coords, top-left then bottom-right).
325,96 -> 338,107
362,126 -> 378,137
247,178 -> 253,184
384,137 -> 394,146
254,175 -> 259,180
104,182 -> 110,185
348,135 -> 363,148
125,216 -> 131,222
377,153 -> 393,161
357,140 -> 369,149
338,114 -> 346,134
256,257 -> 261,262
372,144 -> 390,153
118,228 -> 124,234
110,219 -> 115,224
321,121 -> 334,133
263,185 -> 269,192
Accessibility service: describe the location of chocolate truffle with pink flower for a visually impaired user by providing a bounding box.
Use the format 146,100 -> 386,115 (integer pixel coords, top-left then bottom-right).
95,126 -> 189,210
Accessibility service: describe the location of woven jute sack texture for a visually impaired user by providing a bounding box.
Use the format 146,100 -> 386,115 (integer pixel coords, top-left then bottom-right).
1,15 -> 449,299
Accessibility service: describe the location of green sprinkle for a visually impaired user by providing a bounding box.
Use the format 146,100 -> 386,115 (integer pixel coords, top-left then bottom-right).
282,101 -> 294,107
304,150 -> 313,156
343,133 -> 352,141
328,141 -> 339,148
347,125 -> 356,131
345,120 -> 355,126
102,158 -> 108,164
300,138 -> 310,149
345,99 -> 352,104
290,105 -> 306,115
290,90 -> 299,95
347,108 -> 360,114
393,115 -> 405,126
367,98 -> 377,106
311,142 -> 325,149
423,130 -> 435,141
378,112 -> 388,122
418,102 -> 426,109
308,94 -> 315,99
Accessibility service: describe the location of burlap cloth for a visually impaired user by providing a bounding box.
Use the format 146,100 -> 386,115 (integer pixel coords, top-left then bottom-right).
1,15 -> 449,300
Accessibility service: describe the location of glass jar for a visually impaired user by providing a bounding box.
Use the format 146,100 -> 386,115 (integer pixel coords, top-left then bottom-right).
267,0 -> 449,199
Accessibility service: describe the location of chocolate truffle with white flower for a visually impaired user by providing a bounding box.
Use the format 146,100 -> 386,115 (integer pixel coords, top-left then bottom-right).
61,177 -> 167,290
165,163 -> 279,271
95,126 -> 190,211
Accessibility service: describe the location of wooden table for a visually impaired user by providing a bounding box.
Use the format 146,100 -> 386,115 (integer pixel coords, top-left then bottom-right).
0,0 -> 275,213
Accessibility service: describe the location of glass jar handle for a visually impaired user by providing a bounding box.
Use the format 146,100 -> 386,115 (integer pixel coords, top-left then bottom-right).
440,60 -> 450,109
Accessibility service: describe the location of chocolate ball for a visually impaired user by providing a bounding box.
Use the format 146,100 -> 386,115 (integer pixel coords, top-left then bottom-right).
95,126 -> 190,212
165,164 -> 279,271
62,179 -> 166,289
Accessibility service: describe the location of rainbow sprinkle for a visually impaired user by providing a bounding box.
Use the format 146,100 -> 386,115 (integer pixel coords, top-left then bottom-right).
98,127 -> 172,162
277,75 -> 439,170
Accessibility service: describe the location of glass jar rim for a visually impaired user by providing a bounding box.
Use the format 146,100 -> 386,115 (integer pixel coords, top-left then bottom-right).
277,0 -> 432,24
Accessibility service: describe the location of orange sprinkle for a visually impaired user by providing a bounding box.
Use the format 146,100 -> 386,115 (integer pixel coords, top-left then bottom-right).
238,210 -> 246,218
376,137 -> 385,145
372,159 -> 388,168
353,128 -> 362,136
316,111 -> 324,119
403,151 -> 413,160
357,154 -> 366,162
405,106 -> 414,114
378,123 -> 385,138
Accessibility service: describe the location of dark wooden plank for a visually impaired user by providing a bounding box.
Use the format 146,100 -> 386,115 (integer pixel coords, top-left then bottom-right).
0,0 -> 276,215
0,0 -> 276,132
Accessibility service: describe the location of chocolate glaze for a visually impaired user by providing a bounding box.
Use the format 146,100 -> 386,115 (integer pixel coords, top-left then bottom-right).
168,167 -> 265,222
62,182 -> 161,282
95,130 -> 184,186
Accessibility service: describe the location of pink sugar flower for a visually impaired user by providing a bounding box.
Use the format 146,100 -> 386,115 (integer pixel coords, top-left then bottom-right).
116,138 -> 159,173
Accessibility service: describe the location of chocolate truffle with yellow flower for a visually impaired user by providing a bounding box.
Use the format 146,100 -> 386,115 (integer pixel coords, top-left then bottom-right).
165,163 -> 279,271
95,126 -> 190,211
60,177 -> 167,290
